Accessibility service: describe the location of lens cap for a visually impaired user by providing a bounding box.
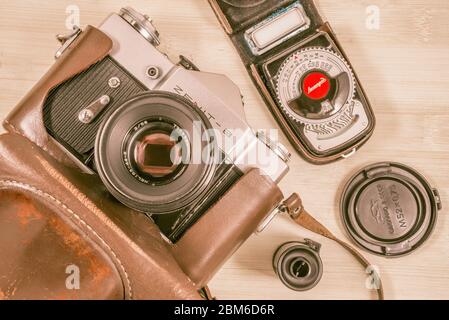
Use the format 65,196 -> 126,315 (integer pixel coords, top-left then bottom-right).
273,240 -> 323,291
341,162 -> 441,257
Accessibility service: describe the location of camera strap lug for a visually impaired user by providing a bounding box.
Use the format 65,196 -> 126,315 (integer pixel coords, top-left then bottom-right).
433,188 -> 442,210
178,55 -> 200,71
256,191 -> 300,234
55,26 -> 82,59
342,147 -> 357,159
256,204 -> 283,234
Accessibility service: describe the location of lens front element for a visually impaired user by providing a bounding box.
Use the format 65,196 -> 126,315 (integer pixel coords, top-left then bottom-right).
123,118 -> 188,185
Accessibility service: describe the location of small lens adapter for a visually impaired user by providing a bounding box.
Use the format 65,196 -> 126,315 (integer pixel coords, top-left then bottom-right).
273,240 -> 323,291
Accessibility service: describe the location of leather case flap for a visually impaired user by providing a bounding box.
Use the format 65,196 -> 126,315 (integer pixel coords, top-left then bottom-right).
210,0 -> 297,33
3,26 -> 113,167
209,0 -> 324,66
172,168 -> 283,287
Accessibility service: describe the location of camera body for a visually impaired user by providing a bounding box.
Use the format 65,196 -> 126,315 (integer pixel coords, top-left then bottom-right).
43,8 -> 289,242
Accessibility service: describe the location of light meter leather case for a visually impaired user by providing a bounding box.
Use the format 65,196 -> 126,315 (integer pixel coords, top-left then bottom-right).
209,0 -> 376,164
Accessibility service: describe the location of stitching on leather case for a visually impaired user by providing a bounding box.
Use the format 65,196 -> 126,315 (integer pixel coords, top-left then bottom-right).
0,179 -> 133,299
37,156 -> 162,265
38,159 -> 201,295
3,119 -> 65,164
38,154 -> 199,297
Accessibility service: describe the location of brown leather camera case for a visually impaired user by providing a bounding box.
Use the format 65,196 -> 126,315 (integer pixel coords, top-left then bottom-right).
0,26 -> 284,299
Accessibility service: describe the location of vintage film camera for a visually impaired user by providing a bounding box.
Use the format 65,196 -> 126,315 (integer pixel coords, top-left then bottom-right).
209,0 -> 376,163
43,7 -> 290,243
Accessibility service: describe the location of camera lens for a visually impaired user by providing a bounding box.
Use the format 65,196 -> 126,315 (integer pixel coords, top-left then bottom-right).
95,91 -> 217,214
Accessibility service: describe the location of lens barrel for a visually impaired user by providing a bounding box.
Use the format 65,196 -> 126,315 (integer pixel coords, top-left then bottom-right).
95,91 -> 217,214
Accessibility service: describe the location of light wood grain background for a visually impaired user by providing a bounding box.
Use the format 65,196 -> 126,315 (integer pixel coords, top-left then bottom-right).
0,0 -> 448,300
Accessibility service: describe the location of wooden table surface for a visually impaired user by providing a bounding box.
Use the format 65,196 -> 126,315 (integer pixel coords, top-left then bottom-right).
1,0 -> 448,300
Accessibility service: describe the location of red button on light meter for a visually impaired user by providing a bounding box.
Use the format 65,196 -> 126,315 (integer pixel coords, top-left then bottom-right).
302,72 -> 331,101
